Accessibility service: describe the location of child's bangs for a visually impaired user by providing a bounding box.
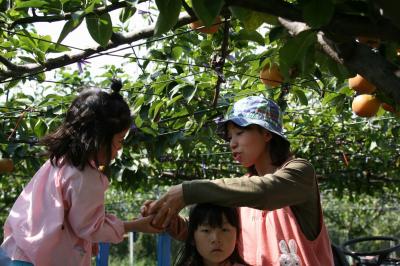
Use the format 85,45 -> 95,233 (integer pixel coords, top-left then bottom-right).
191,204 -> 238,229
200,208 -> 225,228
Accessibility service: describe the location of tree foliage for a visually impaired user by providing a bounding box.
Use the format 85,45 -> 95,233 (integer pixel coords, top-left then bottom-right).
1,0 -> 400,240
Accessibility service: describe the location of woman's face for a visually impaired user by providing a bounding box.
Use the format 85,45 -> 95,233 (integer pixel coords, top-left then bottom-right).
194,215 -> 237,266
226,122 -> 271,168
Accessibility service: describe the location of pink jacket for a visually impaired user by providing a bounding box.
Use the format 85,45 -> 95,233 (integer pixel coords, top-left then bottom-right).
1,160 -> 125,266
238,206 -> 334,266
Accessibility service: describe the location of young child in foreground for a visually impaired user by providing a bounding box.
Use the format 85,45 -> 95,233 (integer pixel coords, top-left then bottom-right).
1,81 -> 161,266
175,203 -> 248,266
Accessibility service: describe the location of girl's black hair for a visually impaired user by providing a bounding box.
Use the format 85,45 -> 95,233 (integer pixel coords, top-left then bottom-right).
40,79 -> 131,170
175,203 -> 248,266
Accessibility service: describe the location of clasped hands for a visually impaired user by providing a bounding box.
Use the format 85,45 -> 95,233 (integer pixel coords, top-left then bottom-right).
140,184 -> 185,230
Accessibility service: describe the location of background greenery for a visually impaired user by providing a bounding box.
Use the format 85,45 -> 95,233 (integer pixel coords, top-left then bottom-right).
1,0 -> 400,264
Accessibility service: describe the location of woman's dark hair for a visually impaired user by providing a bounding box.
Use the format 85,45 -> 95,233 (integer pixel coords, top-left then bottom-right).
175,203 -> 247,266
253,123 -> 291,165
40,79 -> 131,170
247,128 -> 291,175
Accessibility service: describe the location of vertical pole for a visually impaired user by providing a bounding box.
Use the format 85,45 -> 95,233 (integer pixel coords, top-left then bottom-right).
129,232 -> 134,266
157,233 -> 171,266
96,242 -> 110,266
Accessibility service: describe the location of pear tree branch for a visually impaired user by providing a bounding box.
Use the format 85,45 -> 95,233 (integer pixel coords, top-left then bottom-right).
0,14 -> 195,82
278,18 -> 400,105
9,1 -> 145,28
212,18 -> 230,107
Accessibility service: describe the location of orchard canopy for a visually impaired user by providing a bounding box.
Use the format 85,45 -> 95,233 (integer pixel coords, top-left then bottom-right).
1,0 -> 400,207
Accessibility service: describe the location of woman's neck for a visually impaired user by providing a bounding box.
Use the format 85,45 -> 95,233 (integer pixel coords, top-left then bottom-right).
255,163 -> 277,176
254,150 -> 277,176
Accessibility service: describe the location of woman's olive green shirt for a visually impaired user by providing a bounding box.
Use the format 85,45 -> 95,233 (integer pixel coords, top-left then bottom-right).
181,158 -> 321,240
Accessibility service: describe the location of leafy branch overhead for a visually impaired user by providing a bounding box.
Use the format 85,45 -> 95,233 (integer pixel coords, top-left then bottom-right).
1,0 -> 400,202
0,0 -> 399,105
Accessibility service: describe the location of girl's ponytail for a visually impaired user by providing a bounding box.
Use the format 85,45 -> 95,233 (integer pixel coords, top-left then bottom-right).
110,79 -> 123,99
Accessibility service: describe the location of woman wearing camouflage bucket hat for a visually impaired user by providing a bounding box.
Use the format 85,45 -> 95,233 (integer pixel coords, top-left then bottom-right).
143,96 -> 334,265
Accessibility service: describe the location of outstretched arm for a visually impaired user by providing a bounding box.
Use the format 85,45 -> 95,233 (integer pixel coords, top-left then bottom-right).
145,184 -> 186,228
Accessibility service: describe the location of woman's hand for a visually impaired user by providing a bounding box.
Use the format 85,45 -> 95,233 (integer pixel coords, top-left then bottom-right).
147,184 -> 186,228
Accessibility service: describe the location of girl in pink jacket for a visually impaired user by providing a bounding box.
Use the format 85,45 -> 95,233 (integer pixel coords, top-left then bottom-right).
1,80 -> 161,266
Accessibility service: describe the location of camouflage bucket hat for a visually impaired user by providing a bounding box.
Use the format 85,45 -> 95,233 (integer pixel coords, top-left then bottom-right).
217,95 -> 288,142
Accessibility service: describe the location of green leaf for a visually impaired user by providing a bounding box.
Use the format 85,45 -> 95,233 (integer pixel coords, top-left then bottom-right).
35,72 -> 46,82
268,26 -> 288,43
235,30 -> 265,45
244,12 -> 272,30
86,13 -> 113,47
182,85 -> 197,103
325,56 -> 350,80
154,0 -> 181,36
192,0 -> 223,27
37,35 -> 51,53
140,126 -> 157,137
151,101 -> 164,120
5,79 -> 20,90
47,44 -> 70,53
299,43 -> 316,75
199,39 -> 212,53
119,6 -> 136,23
34,119 -> 47,137
292,88 -> 308,106
369,141 -> 377,151
303,0 -> 334,28
171,46 -> 183,60
228,6 -> 250,21
15,0 -> 47,9
0,0 -> 8,11
322,92 -> 340,105
135,115 -> 143,128
57,12 -> 84,44
230,7 -> 275,30
167,95 -> 183,107
279,30 -> 316,76
170,83 -> 187,98
18,56 -> 37,63
132,96 -> 145,114
84,0 -> 97,14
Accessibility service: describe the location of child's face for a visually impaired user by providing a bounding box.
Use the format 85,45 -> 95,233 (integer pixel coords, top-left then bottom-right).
98,128 -> 128,164
194,215 -> 237,266
110,128 -> 129,160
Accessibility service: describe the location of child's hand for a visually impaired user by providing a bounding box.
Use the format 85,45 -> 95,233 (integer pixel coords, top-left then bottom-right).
91,243 -> 99,257
131,215 -> 164,234
140,200 -> 154,217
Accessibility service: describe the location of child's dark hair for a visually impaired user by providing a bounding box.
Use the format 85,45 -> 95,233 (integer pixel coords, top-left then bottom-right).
175,203 -> 247,266
41,79 -> 131,170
